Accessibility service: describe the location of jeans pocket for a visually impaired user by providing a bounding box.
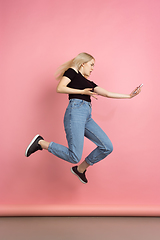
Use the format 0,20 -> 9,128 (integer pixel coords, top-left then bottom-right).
71,100 -> 84,109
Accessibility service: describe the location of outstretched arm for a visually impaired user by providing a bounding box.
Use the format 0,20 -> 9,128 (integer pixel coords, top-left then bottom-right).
94,85 -> 142,99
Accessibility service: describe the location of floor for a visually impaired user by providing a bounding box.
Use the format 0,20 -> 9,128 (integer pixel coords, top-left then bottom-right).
0,217 -> 160,240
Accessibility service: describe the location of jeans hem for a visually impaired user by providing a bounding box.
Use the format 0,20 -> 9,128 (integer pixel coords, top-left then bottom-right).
85,157 -> 93,166
48,142 -> 53,153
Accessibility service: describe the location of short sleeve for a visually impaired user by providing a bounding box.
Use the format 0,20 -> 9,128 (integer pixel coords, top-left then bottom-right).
91,81 -> 98,89
63,68 -> 77,81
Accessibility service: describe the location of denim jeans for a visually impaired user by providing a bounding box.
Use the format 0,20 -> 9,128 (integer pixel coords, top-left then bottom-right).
48,99 -> 113,165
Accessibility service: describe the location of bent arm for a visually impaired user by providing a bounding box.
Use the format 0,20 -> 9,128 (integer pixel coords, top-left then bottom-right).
56,76 -> 83,94
56,76 -> 97,97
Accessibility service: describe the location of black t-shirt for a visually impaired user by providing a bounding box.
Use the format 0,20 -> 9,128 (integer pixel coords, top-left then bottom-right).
63,68 -> 98,102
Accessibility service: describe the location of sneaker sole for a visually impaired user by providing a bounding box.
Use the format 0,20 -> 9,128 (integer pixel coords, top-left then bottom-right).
25,134 -> 40,157
70,167 -> 87,184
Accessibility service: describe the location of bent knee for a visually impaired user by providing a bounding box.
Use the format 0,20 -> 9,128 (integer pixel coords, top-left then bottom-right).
70,152 -> 81,164
108,142 -> 113,153
103,141 -> 113,155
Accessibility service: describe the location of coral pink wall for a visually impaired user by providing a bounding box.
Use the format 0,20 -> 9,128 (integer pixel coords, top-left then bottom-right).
1,0 -> 160,215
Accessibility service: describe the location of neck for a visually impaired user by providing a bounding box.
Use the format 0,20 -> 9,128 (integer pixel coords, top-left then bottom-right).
79,70 -> 89,79
79,70 -> 84,76
78,67 -> 85,76
71,67 -> 78,73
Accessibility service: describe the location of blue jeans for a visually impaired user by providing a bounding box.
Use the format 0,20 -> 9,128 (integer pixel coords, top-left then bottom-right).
48,99 -> 113,165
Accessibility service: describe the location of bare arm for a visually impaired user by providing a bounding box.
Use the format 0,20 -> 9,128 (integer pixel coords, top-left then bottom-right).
57,76 -> 98,97
94,86 -> 141,99
57,76 -> 81,94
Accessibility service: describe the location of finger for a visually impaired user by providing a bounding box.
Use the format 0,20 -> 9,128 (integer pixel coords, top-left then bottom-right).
133,84 -> 143,94
136,87 -> 141,93
92,95 -> 98,100
132,88 -> 141,97
89,91 -> 98,96
133,88 -> 139,94
89,91 -> 98,99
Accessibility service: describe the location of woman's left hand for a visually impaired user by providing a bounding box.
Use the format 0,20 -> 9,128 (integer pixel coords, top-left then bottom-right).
130,85 -> 143,98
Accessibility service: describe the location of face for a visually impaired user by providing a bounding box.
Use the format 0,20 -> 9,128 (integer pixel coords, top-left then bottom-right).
81,59 -> 95,77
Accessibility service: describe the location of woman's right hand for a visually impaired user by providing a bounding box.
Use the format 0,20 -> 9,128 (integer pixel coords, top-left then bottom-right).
82,88 -> 98,99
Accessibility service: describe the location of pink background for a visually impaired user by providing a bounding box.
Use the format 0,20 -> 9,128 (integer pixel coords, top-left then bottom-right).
1,0 -> 160,215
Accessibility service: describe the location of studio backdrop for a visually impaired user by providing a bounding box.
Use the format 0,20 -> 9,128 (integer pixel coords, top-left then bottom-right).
1,0 -> 160,216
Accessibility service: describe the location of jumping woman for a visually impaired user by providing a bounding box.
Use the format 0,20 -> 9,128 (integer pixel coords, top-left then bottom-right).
25,52 -> 142,184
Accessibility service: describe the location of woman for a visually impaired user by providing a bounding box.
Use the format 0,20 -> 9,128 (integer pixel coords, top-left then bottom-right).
25,52 -> 142,184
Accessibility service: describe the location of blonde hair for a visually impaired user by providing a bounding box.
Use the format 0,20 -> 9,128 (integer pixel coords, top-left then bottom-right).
55,52 -> 95,80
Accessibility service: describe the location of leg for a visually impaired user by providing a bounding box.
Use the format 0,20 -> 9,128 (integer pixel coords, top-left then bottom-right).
25,100 -> 87,163
39,140 -> 50,150
84,118 -> 113,165
47,100 -> 88,164
77,160 -> 90,173
26,126 -> 85,163
47,122 -> 85,164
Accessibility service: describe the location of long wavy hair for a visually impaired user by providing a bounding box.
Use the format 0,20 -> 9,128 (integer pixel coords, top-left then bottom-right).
55,52 -> 95,80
